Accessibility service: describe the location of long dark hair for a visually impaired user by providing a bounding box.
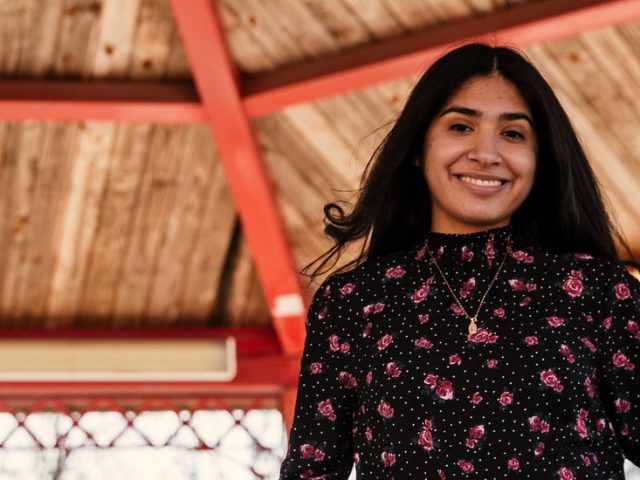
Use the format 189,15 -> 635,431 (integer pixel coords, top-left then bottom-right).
302,42 -> 633,282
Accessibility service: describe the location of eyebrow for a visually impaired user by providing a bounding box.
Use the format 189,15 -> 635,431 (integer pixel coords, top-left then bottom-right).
439,106 -> 534,127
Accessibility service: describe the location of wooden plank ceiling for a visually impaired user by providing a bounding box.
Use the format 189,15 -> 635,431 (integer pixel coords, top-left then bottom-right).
0,0 -> 638,329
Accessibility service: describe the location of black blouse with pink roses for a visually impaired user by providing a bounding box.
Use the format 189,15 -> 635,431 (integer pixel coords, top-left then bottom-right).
279,224 -> 640,479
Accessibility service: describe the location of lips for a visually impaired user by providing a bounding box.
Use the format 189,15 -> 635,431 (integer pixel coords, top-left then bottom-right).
453,174 -> 509,194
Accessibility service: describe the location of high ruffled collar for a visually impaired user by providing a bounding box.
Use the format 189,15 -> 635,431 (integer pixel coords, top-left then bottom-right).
425,224 -> 514,248
417,224 -> 516,266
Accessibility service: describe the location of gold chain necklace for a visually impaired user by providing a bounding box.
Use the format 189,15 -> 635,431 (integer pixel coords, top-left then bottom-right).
425,238 -> 510,335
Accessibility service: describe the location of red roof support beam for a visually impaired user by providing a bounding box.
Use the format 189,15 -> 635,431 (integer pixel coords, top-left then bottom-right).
168,0 -> 306,355
243,0 -> 640,116
0,0 -> 637,122
0,80 -> 204,123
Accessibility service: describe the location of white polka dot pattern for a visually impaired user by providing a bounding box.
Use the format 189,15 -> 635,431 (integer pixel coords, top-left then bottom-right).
279,225 -> 640,479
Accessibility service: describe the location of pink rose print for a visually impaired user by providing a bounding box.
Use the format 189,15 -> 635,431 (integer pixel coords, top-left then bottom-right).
414,337 -> 434,348
411,277 -> 434,303
615,282 -> 631,300
519,296 -> 531,307
486,359 -> 498,368
418,419 -> 434,451
534,442 -> 545,456
300,444 -> 315,459
418,314 -> 430,324
353,453 -> 359,464
486,234 -> 496,266
317,400 -> 337,421
528,415 -> 541,432
585,376 -> 595,398
459,277 -> 476,298
615,398 -> 631,413
435,380 -> 454,400
582,312 -> 593,322
627,320 -> 640,340
581,337 -> 596,352
310,362 -> 323,374
340,342 -> 350,354
314,449 -> 325,461
613,351 -> 635,370
540,421 -> 550,433
381,451 -> 396,467
540,369 -> 564,392
547,315 -> 565,327
507,457 -> 520,470
470,392 -> 483,404
465,424 -> 484,449
365,426 -> 373,441
451,303 -> 464,315
511,250 -> 534,263
499,391 -> 513,406
581,454 -> 591,466
385,266 -> 406,278
449,353 -> 462,365
524,335 -> 538,346
468,328 -> 498,343
329,335 -> 340,352
493,307 -> 505,317
366,371 -> 372,384
318,306 -> 328,321
438,470 -> 446,479
363,302 -> 385,316
563,270 -> 584,298
573,252 -> 593,259
362,322 -> 372,338
338,371 -> 357,389
557,466 -> 574,479
602,316 -> 612,330
575,409 -> 588,438
377,334 -> 393,350
560,344 -> 575,363
457,459 -> 475,473
378,399 -> 394,418
340,283 -> 355,295
508,279 -> 526,291
385,362 -> 401,378
461,246 -> 474,261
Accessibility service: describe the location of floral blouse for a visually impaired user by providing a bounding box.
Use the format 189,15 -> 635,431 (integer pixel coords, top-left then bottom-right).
279,225 -> 640,479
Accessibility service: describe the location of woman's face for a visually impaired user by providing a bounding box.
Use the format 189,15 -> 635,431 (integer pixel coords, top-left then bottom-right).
422,73 -> 538,233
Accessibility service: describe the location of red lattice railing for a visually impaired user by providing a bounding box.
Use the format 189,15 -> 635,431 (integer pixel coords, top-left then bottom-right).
0,396 -> 287,479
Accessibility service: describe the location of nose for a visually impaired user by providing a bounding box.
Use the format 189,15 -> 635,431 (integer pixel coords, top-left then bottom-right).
467,132 -> 500,165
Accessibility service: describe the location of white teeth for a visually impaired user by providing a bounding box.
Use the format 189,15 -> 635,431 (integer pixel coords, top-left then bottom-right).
459,175 -> 503,187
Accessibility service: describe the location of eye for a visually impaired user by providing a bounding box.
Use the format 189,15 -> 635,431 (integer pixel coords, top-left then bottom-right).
449,123 -> 472,133
502,129 -> 525,140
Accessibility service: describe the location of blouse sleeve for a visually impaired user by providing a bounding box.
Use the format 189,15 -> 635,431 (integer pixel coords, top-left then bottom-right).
279,277 -> 357,479
596,261 -> 640,466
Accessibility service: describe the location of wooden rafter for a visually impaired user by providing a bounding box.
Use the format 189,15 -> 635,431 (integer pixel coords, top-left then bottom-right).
0,0 -> 638,120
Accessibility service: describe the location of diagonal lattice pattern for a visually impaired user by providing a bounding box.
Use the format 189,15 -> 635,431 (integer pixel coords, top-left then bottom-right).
0,397 -> 287,480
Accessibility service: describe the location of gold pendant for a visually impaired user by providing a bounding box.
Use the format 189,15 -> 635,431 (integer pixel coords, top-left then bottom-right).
468,317 -> 477,335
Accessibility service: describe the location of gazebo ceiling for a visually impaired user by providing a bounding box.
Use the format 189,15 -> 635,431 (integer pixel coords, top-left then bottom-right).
0,0 -> 638,338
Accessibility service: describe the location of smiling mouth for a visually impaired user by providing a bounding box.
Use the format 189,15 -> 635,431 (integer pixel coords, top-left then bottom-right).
455,175 -> 508,187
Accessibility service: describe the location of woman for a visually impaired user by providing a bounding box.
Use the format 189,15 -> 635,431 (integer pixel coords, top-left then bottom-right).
279,43 -> 639,479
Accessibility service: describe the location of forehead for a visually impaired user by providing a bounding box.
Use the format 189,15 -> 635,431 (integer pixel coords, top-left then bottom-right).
443,74 -> 531,114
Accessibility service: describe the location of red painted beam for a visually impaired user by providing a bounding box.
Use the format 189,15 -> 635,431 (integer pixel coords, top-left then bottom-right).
1,1 -> 637,122
0,80 -> 204,123
168,0 -> 306,355
243,0 -> 640,116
